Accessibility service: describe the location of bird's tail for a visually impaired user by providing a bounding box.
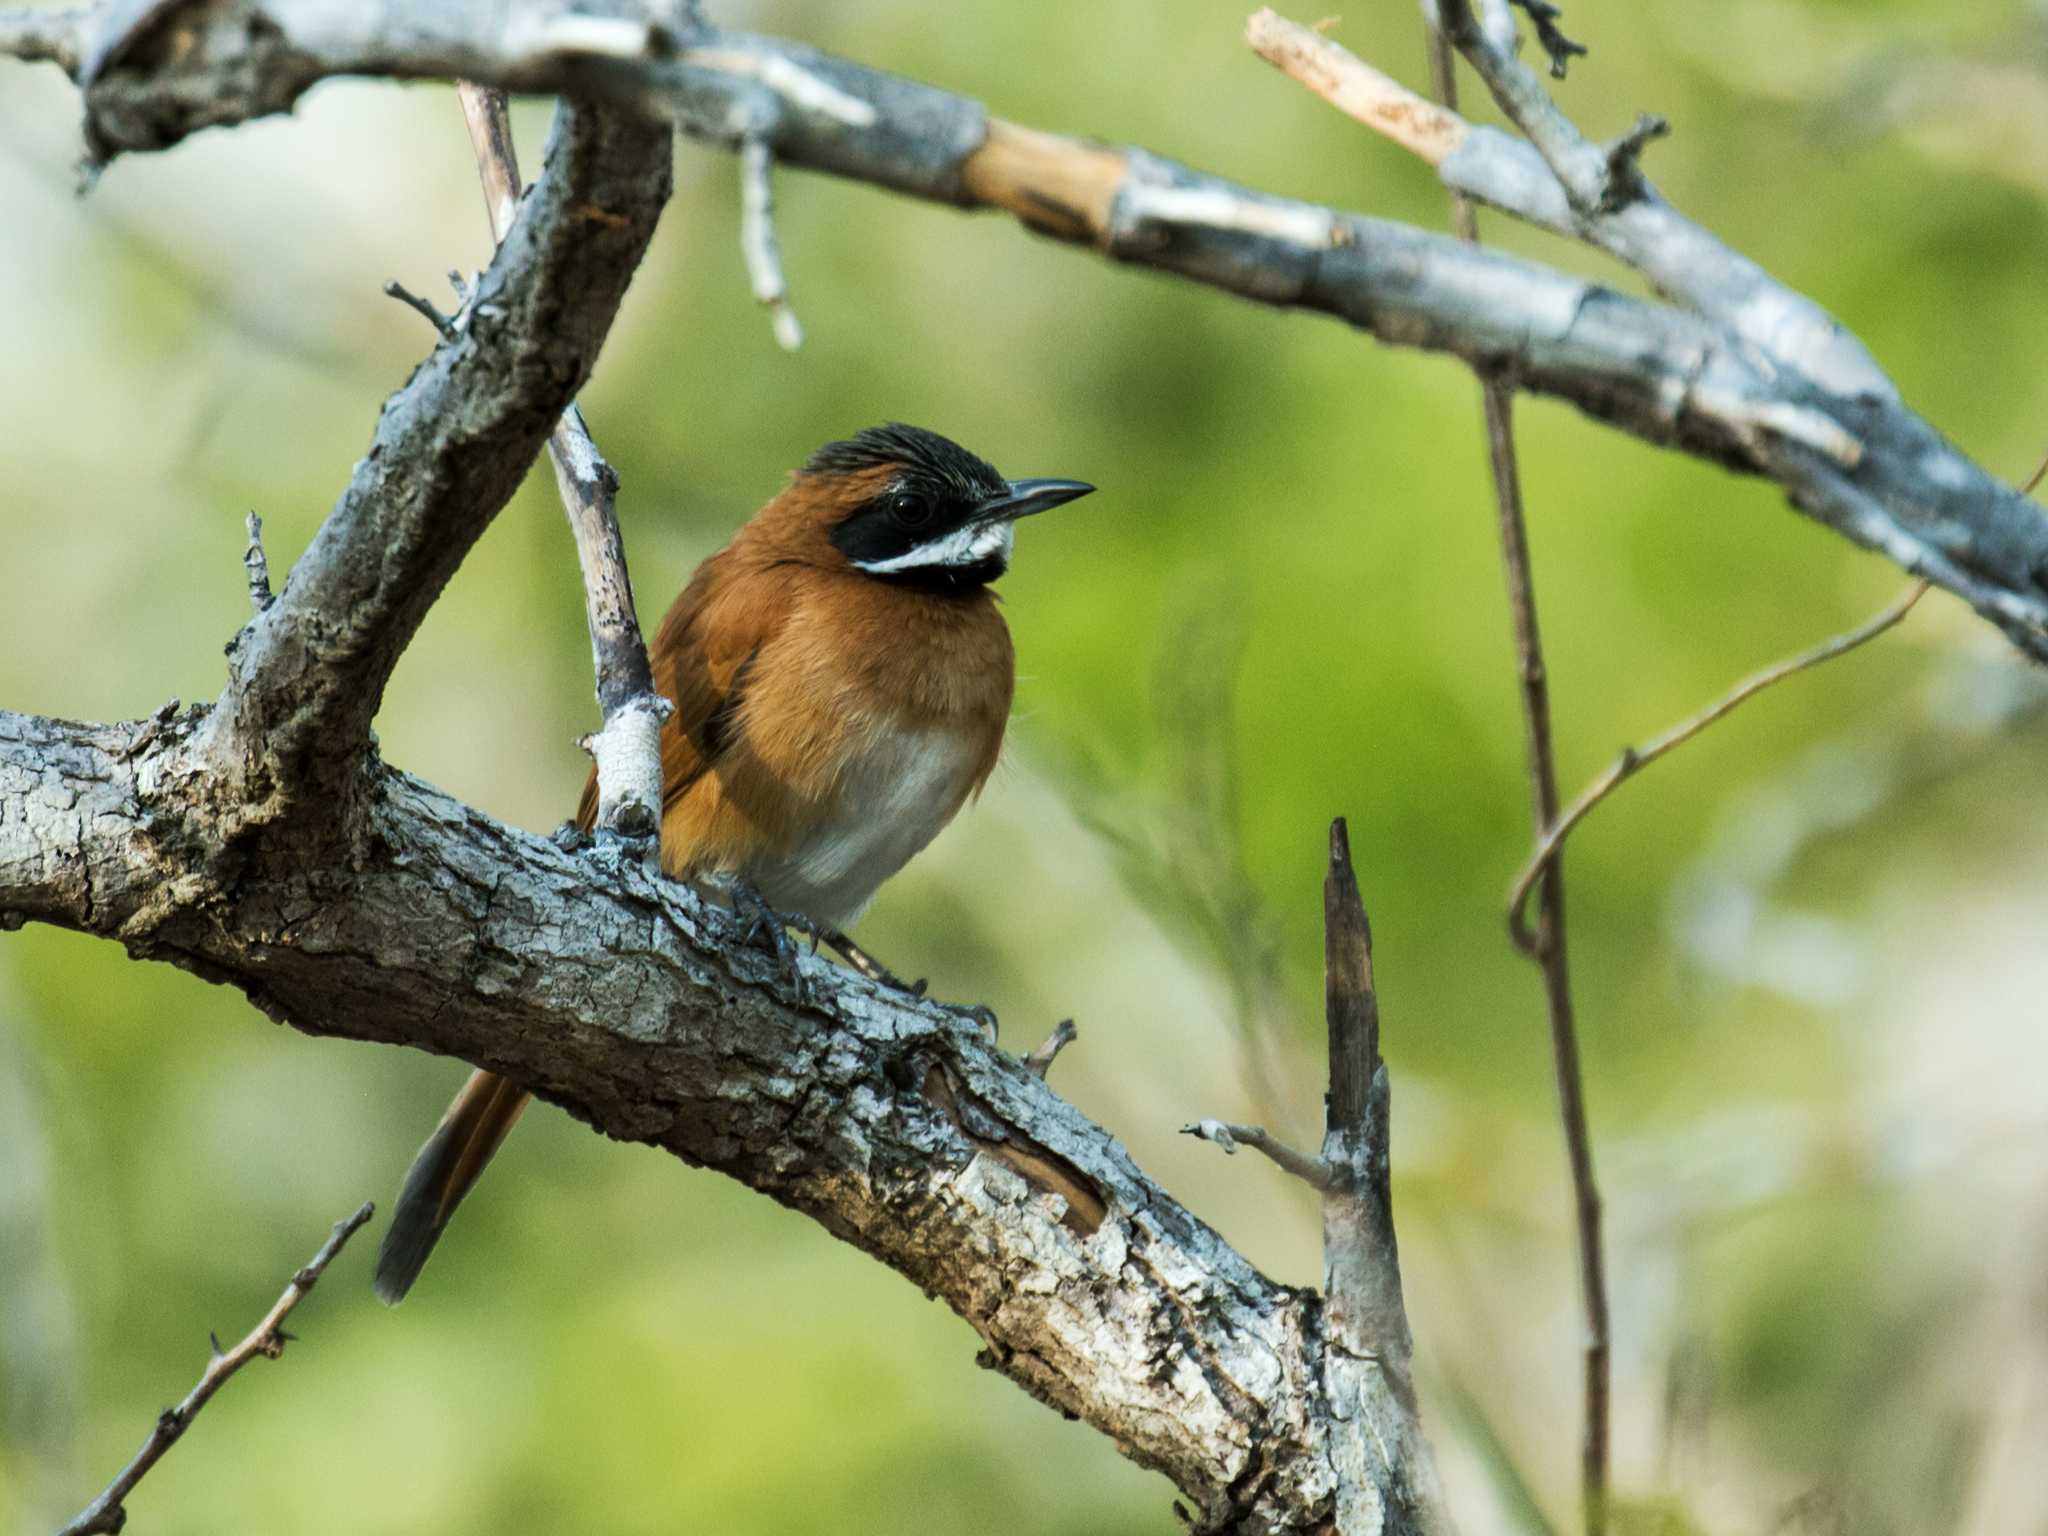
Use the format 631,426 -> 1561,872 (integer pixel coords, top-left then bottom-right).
372,1068 -> 531,1305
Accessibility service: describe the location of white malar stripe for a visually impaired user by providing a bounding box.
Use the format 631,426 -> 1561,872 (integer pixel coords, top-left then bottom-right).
851,520 -> 1014,576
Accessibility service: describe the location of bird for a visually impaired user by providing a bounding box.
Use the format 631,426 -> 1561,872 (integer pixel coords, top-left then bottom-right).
371,424 -> 1094,1304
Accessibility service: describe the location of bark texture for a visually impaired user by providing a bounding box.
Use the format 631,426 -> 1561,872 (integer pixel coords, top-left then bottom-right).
9,0 -> 2047,657
2,707 -> 1402,1534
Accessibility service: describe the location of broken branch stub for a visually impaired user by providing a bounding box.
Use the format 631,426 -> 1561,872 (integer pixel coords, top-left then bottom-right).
1318,817 -> 1412,1395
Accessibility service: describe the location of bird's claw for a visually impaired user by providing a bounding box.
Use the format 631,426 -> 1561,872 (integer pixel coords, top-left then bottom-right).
726,879 -> 812,1002
941,1003 -> 999,1044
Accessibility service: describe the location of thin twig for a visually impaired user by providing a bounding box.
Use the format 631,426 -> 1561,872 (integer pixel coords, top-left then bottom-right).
1508,579 -> 1929,953
1510,0 -> 1588,78
1245,10 -> 1468,166
1426,18 -> 1608,1533
381,279 -> 457,339
740,136 -> 803,351
1020,1018 -> 1077,1079
2022,441 -> 2048,497
454,82 -> 670,838
1181,1119 -> 1333,1190
56,1203 -> 374,1536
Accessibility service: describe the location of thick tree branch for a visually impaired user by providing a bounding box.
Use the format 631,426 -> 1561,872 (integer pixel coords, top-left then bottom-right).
8,1 -> 2046,660
1247,8 -> 1894,401
0,5 -> 2037,1529
3,709 -> 1396,1535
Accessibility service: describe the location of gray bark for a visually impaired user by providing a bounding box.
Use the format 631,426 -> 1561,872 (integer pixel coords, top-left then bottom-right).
1,704 -> 1422,1534
8,0 -> 2047,658
0,16 -> 1447,1528
0,2 -> 2028,1529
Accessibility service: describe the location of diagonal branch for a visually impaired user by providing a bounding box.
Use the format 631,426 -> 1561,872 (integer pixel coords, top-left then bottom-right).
55,1204 -> 374,1536
196,94 -> 671,821
1,707 -> 1398,1536
1246,8 -> 1894,401
1506,579 -> 1929,952
454,80 -> 671,838
14,1 -> 2045,661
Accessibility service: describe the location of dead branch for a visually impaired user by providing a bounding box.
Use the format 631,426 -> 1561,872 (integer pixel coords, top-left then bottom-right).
0,5 -> 2028,1531
1414,12 -> 1609,1526
6,1 -> 2046,659
190,92 -> 671,829
1185,819 -> 1454,1536
55,1204 -> 374,1536
454,80 -> 671,838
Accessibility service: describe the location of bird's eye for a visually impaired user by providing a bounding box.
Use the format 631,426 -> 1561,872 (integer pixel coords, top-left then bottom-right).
889,492 -> 931,527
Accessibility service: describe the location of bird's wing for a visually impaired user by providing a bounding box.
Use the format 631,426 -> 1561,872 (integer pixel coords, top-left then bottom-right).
572,552 -> 789,831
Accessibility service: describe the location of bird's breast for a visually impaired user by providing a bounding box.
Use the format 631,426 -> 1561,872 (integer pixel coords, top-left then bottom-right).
743,718 -> 989,929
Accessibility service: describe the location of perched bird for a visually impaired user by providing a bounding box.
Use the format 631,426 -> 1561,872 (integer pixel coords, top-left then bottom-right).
372,424 -> 1094,1303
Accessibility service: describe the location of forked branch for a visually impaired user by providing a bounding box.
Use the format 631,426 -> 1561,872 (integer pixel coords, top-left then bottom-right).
1507,580 -> 1929,953
453,80 -> 671,839
9,0 -> 2045,657
1186,820 -> 1452,1536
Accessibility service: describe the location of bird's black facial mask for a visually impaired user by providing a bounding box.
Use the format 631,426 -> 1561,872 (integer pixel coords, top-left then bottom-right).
815,424 -> 1093,593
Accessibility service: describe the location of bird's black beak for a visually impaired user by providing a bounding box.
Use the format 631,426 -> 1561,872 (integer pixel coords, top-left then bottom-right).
978,478 -> 1095,523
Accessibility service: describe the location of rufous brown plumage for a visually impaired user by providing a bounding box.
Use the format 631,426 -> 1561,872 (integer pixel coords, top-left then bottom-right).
373,425 -> 1093,1303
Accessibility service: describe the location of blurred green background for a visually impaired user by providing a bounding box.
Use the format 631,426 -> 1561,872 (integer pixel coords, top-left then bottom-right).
7,1 -> 2048,1532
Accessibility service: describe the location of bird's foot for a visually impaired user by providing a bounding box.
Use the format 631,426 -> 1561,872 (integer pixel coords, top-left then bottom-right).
820,928 -> 924,995
945,1003 -> 1001,1044
720,877 -> 815,1003
819,929 -> 998,1043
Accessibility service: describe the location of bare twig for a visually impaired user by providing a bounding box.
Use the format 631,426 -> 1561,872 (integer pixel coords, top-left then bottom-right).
56,1203 -> 374,1536
197,96 -> 672,816
1245,11 -> 1468,166
381,279 -> 457,339
1509,580 -> 1929,952
1425,18 -> 1608,1531
1183,1117 -> 1333,1189
1509,0 -> 1587,78
243,512 -> 273,615
2022,441 -> 2048,498
457,81 -> 523,242
455,82 -> 670,838
740,136 -> 804,351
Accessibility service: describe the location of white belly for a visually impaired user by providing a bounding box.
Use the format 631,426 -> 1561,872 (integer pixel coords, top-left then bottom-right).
742,725 -> 984,929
